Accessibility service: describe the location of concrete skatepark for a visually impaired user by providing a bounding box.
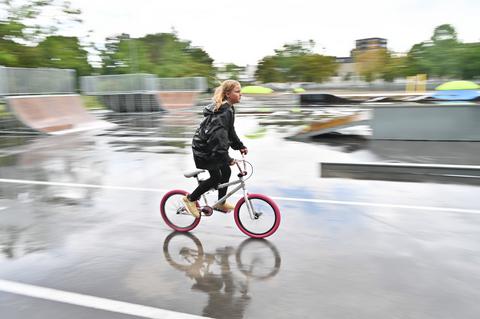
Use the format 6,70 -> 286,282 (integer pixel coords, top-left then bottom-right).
0,67 -> 480,319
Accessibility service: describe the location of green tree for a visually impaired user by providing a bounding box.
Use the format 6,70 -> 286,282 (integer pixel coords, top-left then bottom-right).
255,40 -> 337,83
255,56 -> 284,82
290,54 -> 337,82
37,36 -> 92,75
381,55 -> 408,82
222,63 -> 245,81
458,43 -> 480,80
354,48 -> 389,82
0,0 -> 85,69
100,32 -> 216,84
405,24 -> 462,78
101,33 -> 139,74
0,0 -> 82,43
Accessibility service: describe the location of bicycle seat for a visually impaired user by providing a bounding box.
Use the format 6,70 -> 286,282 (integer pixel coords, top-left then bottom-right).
184,169 -> 206,178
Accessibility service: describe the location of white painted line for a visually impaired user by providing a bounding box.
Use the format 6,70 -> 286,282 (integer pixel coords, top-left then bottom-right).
269,196 -> 480,215
0,178 -> 479,215
0,206 -> 6,211
0,279 -> 209,319
0,178 -> 169,193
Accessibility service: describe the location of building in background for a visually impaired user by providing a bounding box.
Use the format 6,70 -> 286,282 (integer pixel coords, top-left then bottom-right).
336,38 -> 389,81
353,37 -> 388,52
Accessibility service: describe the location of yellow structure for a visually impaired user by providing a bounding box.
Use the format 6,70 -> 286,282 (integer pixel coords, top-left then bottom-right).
406,74 -> 427,93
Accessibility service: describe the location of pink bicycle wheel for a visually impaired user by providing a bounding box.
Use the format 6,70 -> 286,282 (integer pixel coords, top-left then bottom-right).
234,194 -> 281,238
160,190 -> 200,232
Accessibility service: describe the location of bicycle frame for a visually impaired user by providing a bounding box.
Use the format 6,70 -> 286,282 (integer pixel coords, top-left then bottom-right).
194,160 -> 256,219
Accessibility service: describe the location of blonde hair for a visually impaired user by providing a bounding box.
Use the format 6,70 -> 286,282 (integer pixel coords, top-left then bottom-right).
213,80 -> 240,111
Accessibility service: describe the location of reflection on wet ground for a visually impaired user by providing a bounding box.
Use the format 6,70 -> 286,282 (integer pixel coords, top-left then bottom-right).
163,232 -> 281,319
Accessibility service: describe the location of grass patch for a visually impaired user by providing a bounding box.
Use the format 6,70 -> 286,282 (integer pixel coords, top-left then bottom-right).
81,95 -> 105,110
241,86 -> 274,94
0,103 -> 10,118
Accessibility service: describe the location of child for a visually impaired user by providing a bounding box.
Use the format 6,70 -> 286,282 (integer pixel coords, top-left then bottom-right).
183,80 -> 248,217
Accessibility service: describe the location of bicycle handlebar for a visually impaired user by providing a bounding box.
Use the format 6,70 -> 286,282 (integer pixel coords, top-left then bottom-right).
234,155 -> 248,177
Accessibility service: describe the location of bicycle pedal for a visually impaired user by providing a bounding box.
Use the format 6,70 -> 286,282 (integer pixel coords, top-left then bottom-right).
201,206 -> 213,216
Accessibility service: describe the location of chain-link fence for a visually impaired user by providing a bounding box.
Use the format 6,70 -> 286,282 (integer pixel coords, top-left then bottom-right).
0,66 -> 76,96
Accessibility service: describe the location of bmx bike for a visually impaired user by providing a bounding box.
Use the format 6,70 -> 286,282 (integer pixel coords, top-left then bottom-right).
160,157 -> 281,238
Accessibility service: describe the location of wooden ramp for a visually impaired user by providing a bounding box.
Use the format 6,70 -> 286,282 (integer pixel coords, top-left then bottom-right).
6,94 -> 116,135
155,92 -> 199,110
294,112 -> 370,138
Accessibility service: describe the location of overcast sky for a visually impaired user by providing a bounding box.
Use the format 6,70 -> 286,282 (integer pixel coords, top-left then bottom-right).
68,0 -> 480,66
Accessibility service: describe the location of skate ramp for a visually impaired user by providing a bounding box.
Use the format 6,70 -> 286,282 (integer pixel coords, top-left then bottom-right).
300,93 -> 360,105
6,94 -> 116,135
294,112 -> 370,138
155,92 -> 199,110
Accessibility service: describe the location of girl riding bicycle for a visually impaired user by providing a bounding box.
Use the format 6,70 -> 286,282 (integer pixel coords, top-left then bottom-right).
183,80 -> 248,218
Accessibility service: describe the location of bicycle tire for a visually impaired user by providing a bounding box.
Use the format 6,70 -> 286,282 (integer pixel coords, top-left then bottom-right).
160,189 -> 200,232
234,194 -> 281,239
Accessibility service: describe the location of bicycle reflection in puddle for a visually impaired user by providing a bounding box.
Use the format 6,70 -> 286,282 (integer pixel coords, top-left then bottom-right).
163,232 -> 281,318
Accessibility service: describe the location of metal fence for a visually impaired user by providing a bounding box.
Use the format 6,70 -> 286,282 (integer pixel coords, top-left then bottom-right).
155,77 -> 207,92
81,74 -> 208,95
0,66 -> 76,96
80,73 -> 157,95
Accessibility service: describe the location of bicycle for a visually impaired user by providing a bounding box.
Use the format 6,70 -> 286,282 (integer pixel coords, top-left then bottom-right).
160,156 -> 281,238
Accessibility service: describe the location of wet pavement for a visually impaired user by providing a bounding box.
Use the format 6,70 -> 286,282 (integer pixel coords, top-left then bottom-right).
1,99 -> 480,318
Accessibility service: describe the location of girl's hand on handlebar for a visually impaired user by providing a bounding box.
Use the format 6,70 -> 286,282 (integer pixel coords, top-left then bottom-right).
240,147 -> 248,155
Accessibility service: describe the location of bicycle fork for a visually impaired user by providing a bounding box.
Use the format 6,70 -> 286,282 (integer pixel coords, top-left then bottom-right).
242,186 -> 257,220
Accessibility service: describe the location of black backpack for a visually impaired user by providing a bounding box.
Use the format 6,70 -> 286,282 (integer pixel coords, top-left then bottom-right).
192,112 -> 220,159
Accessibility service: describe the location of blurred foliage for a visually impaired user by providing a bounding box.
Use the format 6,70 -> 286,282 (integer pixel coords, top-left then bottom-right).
354,49 -> 386,82
223,63 -> 246,81
255,40 -> 338,83
1,2 -> 480,87
406,24 -> 480,80
354,24 -> 480,82
0,102 -> 7,117
0,0 -> 90,75
100,32 -> 216,85
37,36 -> 92,75
0,0 -> 83,44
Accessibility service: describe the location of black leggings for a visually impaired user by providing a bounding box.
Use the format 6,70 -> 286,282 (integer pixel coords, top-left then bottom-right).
188,165 -> 231,202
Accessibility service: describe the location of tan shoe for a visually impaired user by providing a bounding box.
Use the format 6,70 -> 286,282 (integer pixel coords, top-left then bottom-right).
182,196 -> 200,218
213,201 -> 235,213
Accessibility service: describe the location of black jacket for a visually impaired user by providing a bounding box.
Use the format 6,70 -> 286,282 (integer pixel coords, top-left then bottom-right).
192,102 -> 245,169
